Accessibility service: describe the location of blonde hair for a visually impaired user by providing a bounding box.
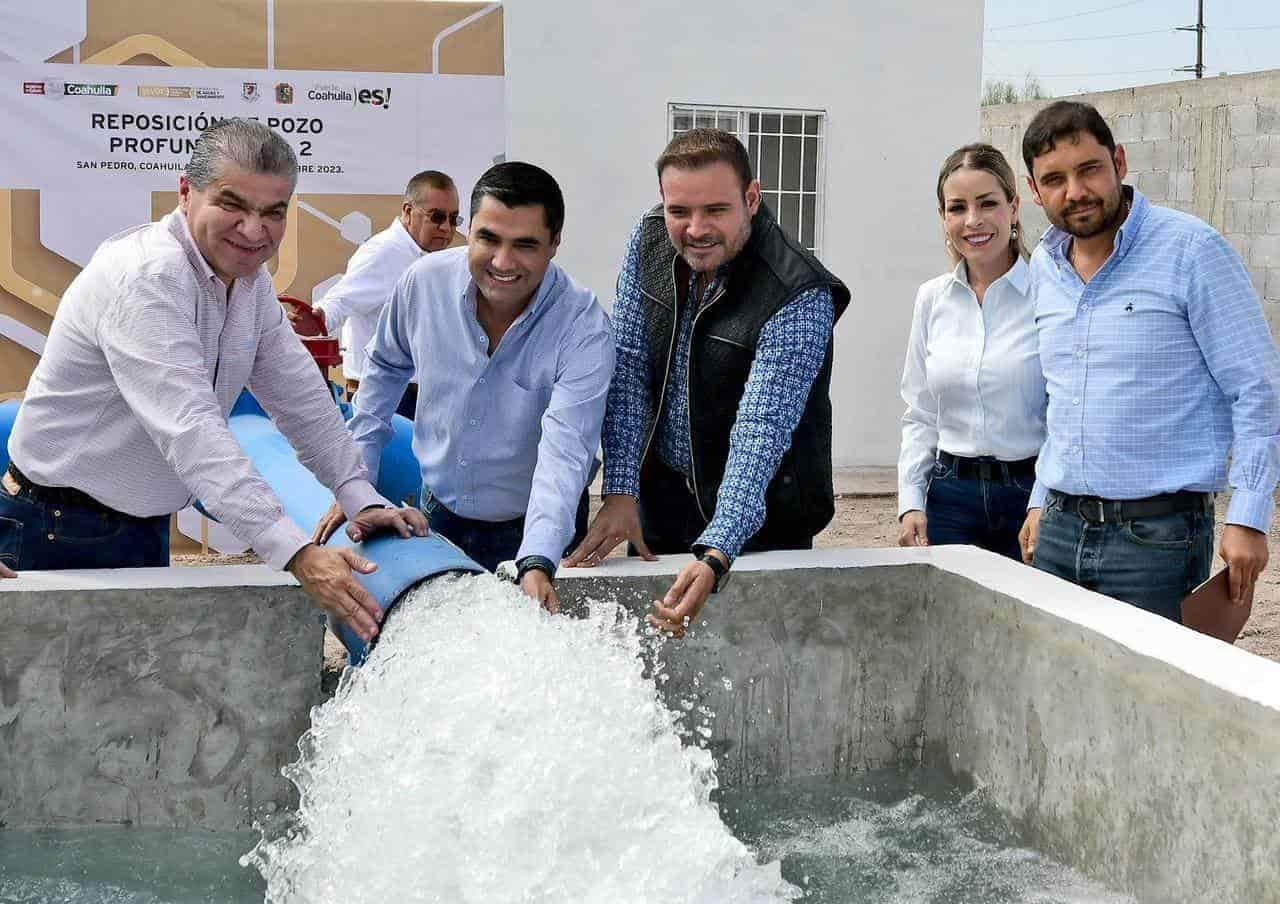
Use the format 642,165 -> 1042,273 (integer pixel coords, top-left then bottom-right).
936,143 -> 1028,264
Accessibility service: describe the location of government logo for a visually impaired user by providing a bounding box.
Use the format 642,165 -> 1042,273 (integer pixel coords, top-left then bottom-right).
356,87 -> 391,110
138,85 -> 193,99
65,82 -> 118,97
308,84 -> 354,103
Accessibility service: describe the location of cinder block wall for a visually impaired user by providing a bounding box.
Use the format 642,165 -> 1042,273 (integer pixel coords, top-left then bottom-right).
981,69 -> 1280,332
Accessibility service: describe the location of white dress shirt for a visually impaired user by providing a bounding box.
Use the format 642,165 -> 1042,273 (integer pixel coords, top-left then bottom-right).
315,218 -> 424,381
897,256 -> 1045,516
8,210 -> 388,569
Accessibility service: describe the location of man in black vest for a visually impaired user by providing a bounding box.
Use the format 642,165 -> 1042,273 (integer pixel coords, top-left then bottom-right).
565,128 -> 849,636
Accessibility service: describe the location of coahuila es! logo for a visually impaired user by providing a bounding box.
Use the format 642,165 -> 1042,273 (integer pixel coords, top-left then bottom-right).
355,87 -> 391,110
307,84 -> 353,103
64,82 -> 118,97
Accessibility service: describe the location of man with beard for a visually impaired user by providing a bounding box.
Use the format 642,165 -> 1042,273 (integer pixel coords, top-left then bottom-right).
311,170 -> 460,418
565,128 -> 849,637
1017,101 -> 1279,620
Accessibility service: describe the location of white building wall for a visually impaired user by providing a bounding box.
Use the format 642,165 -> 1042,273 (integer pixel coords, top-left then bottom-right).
502,0 -> 985,466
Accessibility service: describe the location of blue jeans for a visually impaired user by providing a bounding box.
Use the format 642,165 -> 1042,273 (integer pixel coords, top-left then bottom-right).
1032,491 -> 1214,622
421,488 -> 591,572
0,479 -> 169,570
924,458 -> 1034,561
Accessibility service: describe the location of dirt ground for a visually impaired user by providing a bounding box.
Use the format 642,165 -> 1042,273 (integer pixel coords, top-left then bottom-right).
174,493 -> 1280,665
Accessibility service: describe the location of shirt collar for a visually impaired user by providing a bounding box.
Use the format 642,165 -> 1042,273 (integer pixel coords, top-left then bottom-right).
1041,184 -> 1148,264
167,208 -> 219,286
948,253 -> 1031,296
391,216 -> 427,256
463,257 -> 566,324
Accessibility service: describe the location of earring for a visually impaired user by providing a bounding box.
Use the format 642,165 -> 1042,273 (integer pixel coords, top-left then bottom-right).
1011,226 -> 1019,240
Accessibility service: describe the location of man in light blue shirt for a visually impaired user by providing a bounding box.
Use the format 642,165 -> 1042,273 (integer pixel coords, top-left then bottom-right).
1018,101 -> 1279,621
315,162 -> 614,614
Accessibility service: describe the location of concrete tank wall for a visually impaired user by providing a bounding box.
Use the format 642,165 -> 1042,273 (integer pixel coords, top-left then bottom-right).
0,567 -> 322,830
556,548 -> 1280,904
4,549 -> 1280,902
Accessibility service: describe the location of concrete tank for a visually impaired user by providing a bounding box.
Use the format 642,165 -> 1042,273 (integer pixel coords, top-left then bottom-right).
2,547 -> 1278,902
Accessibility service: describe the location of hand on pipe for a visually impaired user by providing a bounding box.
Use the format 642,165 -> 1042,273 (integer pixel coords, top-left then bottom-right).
287,543 -> 383,642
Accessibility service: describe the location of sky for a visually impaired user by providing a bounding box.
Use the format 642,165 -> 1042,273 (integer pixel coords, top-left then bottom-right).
982,0 -> 1280,96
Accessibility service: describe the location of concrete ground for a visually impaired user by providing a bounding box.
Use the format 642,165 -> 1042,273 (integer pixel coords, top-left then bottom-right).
173,466 -> 1280,665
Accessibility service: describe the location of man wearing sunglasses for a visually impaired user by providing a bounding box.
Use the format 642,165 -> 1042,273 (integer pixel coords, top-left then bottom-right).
312,170 -> 462,418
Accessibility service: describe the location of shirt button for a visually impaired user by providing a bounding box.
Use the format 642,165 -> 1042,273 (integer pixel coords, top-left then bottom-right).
1072,397 -> 1080,405
469,419 -> 478,426
478,377 -> 486,384
53,509 -> 61,517
47,533 -> 55,540
460,460 -> 468,468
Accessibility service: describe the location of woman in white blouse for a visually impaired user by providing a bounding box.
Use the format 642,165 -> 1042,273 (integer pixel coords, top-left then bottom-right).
897,143 -> 1045,559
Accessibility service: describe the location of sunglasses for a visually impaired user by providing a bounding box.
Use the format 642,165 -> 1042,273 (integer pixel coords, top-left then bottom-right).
414,205 -> 464,228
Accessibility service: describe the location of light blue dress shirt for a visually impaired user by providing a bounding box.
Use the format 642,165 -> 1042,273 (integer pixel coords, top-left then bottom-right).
347,246 -> 614,564
1029,187 -> 1280,532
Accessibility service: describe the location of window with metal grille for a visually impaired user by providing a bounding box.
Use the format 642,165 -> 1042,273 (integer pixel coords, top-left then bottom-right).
668,104 -> 825,255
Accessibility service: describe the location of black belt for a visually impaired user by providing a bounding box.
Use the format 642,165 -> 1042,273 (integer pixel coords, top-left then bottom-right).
6,462 -> 119,515
1049,489 -> 1213,524
938,451 -> 1037,482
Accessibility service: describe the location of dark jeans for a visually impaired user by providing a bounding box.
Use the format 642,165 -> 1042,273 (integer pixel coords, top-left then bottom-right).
1032,491 -> 1214,622
635,458 -> 813,555
0,478 -> 169,570
924,457 -> 1034,561
422,487 -> 591,572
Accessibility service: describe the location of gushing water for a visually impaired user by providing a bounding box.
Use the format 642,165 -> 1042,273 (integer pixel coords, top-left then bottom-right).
241,573 -> 797,903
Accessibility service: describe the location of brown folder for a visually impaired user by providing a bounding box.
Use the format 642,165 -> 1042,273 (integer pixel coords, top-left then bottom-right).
1180,569 -> 1251,644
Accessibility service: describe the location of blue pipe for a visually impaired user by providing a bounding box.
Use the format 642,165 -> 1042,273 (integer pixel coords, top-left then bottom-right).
0,399 -> 17,474
0,394 -> 482,664
224,395 -> 483,663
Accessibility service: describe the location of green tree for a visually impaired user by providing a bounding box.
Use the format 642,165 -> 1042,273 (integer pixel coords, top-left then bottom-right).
982,73 -> 1050,107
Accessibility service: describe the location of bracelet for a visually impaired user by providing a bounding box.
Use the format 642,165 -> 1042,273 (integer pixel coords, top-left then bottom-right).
515,554 -> 557,583
697,552 -> 729,594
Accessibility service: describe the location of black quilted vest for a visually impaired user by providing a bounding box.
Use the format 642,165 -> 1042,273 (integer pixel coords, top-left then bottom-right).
634,202 -> 850,544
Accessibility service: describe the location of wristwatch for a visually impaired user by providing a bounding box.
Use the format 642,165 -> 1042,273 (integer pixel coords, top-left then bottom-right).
515,554 -> 557,583
696,551 -> 729,593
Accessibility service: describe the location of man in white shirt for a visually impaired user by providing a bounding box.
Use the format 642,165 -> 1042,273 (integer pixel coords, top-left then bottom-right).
312,170 -> 460,417
0,119 -> 425,645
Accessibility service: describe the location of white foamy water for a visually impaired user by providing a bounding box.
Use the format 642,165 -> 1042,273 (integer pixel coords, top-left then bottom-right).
242,573 -> 797,904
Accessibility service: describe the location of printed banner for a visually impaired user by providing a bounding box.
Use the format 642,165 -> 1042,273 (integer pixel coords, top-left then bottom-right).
0,0 -> 506,396
0,65 -> 503,195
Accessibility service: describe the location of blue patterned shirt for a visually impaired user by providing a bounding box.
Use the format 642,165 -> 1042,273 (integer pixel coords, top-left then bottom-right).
602,219 -> 835,560
1029,188 -> 1280,532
